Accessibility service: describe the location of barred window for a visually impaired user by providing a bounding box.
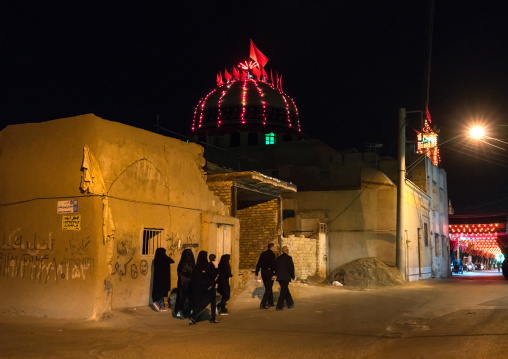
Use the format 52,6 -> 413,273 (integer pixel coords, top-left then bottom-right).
142,228 -> 164,255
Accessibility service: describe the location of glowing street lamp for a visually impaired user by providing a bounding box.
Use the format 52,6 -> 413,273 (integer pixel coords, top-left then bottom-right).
469,126 -> 485,140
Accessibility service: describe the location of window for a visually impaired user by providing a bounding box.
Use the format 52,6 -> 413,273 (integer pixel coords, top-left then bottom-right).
231,132 -> 241,147
435,234 -> 440,257
142,228 -> 164,255
424,223 -> 429,247
248,132 -> 258,145
265,132 -> 275,145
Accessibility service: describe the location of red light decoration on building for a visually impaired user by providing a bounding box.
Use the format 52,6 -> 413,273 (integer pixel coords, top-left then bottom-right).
191,41 -> 301,134
217,89 -> 227,127
416,116 -> 440,166
449,221 -> 505,256
252,80 -> 267,125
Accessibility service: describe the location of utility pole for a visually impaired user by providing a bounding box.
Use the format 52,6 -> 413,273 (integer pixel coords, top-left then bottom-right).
396,108 -> 406,280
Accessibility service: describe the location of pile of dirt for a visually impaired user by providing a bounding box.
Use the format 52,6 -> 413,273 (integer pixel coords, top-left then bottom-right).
326,257 -> 405,289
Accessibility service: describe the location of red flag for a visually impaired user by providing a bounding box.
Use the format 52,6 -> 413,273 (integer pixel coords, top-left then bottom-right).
261,67 -> 268,81
270,69 -> 274,85
224,69 -> 232,81
240,69 -> 247,80
252,66 -> 261,79
216,73 -> 221,86
250,39 -> 269,68
276,71 -> 279,89
426,108 -> 432,123
280,75 -> 283,90
233,67 -> 240,80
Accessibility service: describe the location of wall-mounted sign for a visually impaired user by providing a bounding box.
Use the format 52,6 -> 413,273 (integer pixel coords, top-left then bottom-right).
57,200 -> 79,214
62,215 -> 81,231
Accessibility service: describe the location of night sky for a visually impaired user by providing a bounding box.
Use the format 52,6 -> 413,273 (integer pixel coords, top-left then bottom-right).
3,1 -> 508,215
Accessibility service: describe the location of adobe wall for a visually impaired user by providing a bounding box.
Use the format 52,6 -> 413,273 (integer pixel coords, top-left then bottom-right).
0,114 -> 235,318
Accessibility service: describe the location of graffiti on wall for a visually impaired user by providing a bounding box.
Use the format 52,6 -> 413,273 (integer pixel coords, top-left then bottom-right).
104,279 -> 111,296
111,258 -> 149,280
109,231 -> 198,280
0,253 -> 94,283
2,229 -> 54,255
0,229 -> 94,284
165,231 -> 199,258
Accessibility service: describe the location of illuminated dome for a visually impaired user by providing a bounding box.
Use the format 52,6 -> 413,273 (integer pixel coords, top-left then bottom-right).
192,41 -> 302,138
192,79 -> 301,136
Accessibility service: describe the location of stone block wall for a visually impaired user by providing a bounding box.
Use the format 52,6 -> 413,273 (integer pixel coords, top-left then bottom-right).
237,199 -> 279,268
282,235 -> 318,280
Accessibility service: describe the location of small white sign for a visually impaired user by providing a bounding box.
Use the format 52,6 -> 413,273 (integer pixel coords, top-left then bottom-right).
57,200 -> 79,214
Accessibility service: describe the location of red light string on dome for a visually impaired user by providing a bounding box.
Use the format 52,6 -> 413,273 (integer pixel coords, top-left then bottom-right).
197,88 -> 218,129
279,91 -> 291,127
288,96 -> 301,132
217,86 -> 227,127
252,80 -> 267,125
240,80 -> 248,124
192,98 -> 204,132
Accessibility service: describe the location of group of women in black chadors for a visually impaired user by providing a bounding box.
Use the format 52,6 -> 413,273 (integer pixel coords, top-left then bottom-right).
151,248 -> 232,325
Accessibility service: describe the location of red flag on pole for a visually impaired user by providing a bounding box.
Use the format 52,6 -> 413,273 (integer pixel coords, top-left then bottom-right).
261,67 -> 268,81
250,39 -> 268,68
216,73 -> 221,86
233,67 -> 240,80
426,108 -> 432,123
252,66 -> 261,79
224,69 -> 232,81
270,69 -> 274,85
240,69 -> 247,80
280,75 -> 283,90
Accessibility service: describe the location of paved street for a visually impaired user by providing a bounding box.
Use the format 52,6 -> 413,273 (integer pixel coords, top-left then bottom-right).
1,272 -> 507,358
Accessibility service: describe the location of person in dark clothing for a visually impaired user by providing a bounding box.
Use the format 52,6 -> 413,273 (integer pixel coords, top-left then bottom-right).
217,254 -> 232,315
151,247 -> 175,312
174,249 -> 195,319
189,251 -> 219,325
275,246 -> 295,311
255,243 -> 277,309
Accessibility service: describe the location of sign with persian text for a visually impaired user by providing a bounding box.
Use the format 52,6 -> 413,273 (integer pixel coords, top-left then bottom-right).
62,215 -> 81,231
57,200 -> 79,214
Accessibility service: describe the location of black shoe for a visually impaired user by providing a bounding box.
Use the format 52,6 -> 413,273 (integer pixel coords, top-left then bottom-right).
188,318 -> 196,325
267,304 -> 274,308
275,307 -> 283,311
260,305 -> 268,309
287,305 -> 294,309
210,319 -> 220,324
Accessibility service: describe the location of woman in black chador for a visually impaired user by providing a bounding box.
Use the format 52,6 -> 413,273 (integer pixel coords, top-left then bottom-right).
174,249 -> 195,318
189,251 -> 219,325
217,254 -> 232,315
151,248 -> 174,312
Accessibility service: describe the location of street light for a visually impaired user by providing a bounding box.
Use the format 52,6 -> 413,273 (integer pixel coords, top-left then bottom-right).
469,126 -> 485,140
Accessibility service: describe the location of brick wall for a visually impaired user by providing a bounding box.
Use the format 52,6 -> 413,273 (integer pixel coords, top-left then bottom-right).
282,235 -> 318,280
237,199 -> 279,268
207,181 -> 233,214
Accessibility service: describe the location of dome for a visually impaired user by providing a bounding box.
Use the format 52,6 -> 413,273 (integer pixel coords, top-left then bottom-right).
192,79 -> 301,136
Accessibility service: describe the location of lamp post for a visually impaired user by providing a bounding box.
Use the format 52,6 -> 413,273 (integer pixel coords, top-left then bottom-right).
396,108 -> 406,280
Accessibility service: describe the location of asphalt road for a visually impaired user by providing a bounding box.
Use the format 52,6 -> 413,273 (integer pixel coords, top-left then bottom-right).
1,271 -> 507,358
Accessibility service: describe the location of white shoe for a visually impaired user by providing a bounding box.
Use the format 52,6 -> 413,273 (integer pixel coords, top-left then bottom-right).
152,303 -> 160,312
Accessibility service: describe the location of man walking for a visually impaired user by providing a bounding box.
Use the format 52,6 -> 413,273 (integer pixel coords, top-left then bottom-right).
275,246 -> 295,311
255,243 -> 277,309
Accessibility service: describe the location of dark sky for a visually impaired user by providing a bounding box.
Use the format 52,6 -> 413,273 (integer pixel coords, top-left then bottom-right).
2,1 -> 508,214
